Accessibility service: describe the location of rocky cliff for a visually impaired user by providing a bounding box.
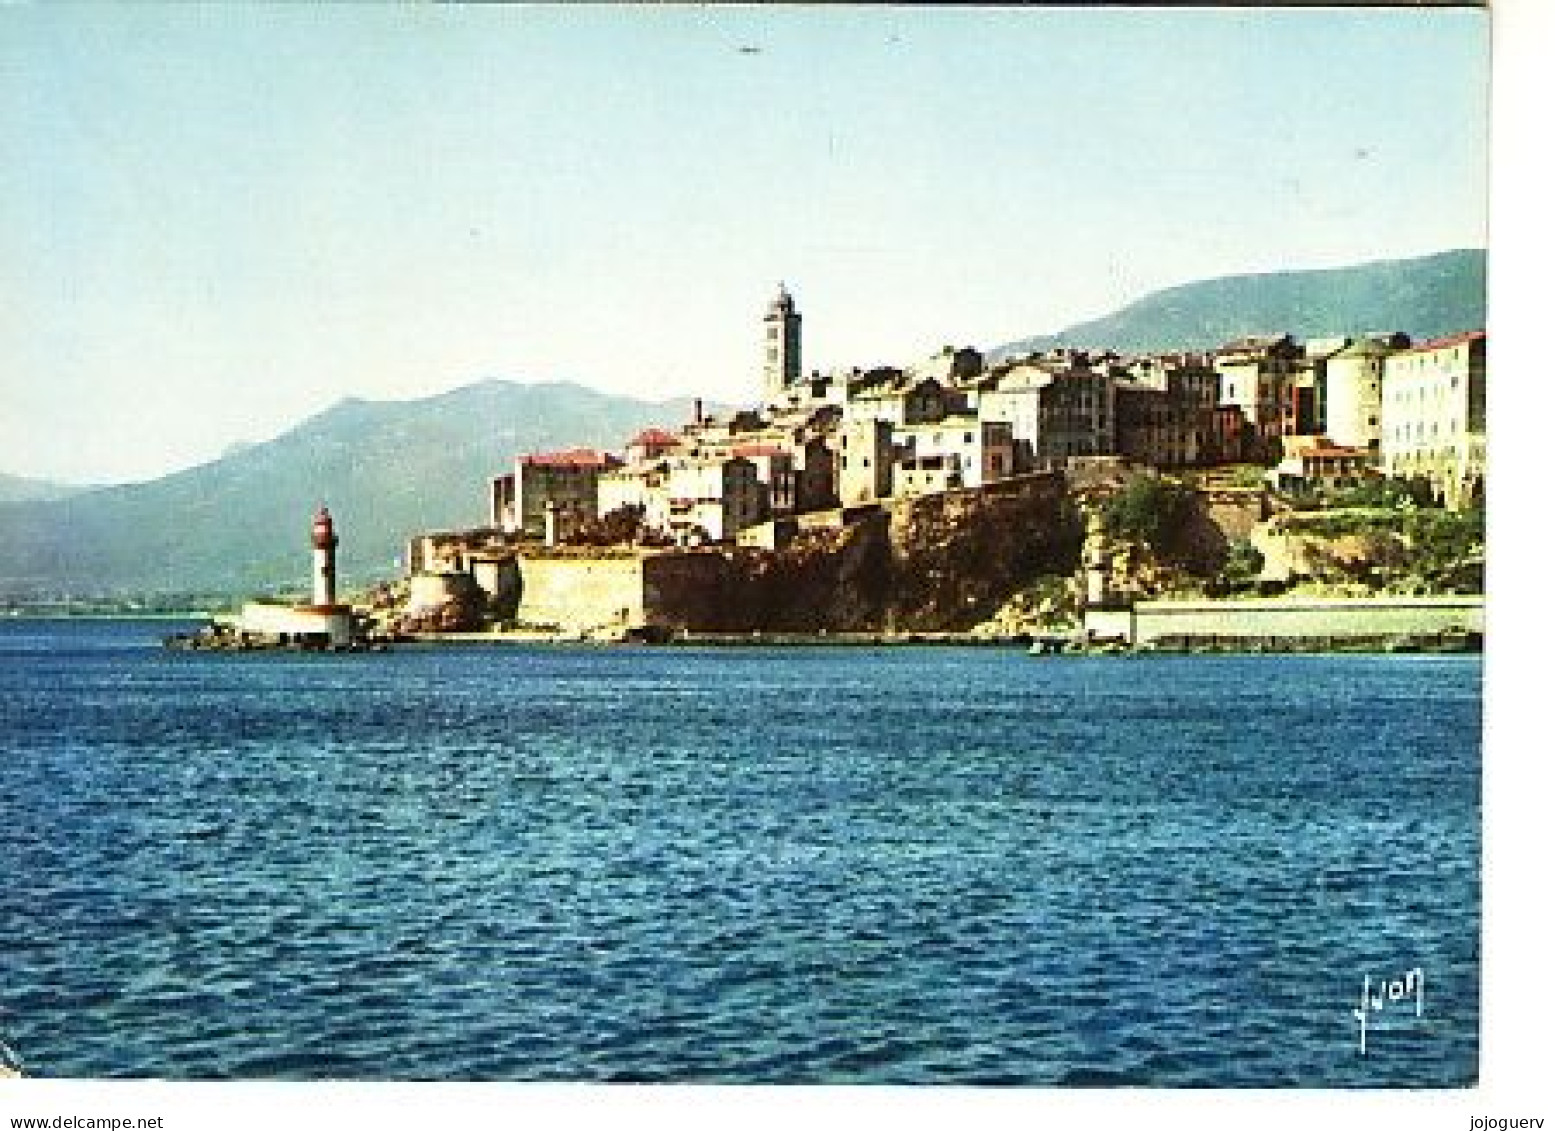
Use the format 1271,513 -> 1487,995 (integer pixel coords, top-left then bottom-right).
728,473 -> 1082,634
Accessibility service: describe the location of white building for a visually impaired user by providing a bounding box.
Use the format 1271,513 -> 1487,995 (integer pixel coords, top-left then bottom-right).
1324,338 -> 1397,453
664,456 -> 763,544
1380,331 -> 1486,509
895,416 -> 1015,496
837,418 -> 894,506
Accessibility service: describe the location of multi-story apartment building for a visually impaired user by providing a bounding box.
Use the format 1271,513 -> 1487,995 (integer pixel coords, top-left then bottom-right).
664,457 -> 764,544
731,443 -> 797,518
894,416 -> 1015,497
1380,331 -> 1486,509
1116,386 -> 1195,468
491,448 -> 621,536
837,418 -> 895,506
843,376 -> 967,430
597,463 -> 671,532
1113,354 -> 1223,468
977,360 -> 1115,469
1214,335 -> 1305,459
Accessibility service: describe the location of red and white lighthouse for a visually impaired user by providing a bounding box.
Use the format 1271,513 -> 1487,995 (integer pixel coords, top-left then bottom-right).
311,505 -> 339,608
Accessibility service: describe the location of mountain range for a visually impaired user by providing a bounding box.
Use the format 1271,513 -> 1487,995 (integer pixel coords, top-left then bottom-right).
992,248 -> 1485,358
0,247 -> 1486,599
0,382 -> 706,599
0,472 -> 94,505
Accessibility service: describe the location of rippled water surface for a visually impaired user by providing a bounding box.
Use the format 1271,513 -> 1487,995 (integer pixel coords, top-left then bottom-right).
0,619 -> 1480,1084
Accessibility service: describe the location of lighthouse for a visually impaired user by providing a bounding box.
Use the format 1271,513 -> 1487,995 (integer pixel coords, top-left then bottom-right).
311,505 -> 339,608
227,504 -> 356,648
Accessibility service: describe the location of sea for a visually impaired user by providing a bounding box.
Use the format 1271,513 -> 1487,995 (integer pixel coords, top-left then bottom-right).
0,618 -> 1481,1086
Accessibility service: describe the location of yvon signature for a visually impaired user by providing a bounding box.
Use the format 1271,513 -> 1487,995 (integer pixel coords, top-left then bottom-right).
1352,966 -> 1424,1055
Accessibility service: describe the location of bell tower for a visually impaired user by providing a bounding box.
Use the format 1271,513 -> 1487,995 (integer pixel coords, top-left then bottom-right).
762,283 -> 802,403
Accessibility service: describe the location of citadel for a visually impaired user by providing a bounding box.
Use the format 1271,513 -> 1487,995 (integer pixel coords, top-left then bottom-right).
384,284 -> 1486,642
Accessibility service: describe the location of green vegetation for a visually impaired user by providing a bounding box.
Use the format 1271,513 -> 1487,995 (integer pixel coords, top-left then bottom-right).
1219,539 -> 1265,589
1323,476 -> 1436,510
1222,464 -> 1276,489
1281,498 -> 1484,594
1283,507 -> 1399,539
1100,474 -> 1198,554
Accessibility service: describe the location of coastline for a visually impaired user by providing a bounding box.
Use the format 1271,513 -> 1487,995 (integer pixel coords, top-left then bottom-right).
396,625 -> 1483,655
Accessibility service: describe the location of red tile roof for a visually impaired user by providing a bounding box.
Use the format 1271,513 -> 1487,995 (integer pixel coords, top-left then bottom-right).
731,443 -> 787,458
520,448 -> 618,468
1403,330 -> 1486,354
630,428 -> 682,448
1293,440 -> 1367,458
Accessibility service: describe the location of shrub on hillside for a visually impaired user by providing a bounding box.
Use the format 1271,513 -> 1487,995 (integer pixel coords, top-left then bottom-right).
1220,539 -> 1265,588
1328,477 -> 1437,510
1100,474 -> 1198,555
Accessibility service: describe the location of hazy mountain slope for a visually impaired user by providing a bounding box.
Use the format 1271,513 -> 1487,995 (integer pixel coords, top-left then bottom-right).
0,381 -> 703,597
0,472 -> 94,504
994,248 -> 1486,358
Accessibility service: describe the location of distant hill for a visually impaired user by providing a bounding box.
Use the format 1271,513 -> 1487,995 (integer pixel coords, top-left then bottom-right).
0,472 -> 94,504
0,381 -> 705,598
992,248 -> 1486,358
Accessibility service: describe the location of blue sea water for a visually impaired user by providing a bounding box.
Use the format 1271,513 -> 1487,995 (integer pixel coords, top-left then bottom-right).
0,619 -> 1479,1085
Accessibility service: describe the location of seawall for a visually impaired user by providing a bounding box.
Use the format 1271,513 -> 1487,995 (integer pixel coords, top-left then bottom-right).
1086,594 -> 1484,649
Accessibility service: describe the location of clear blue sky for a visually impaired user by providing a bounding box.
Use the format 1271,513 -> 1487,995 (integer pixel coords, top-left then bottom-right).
0,5 -> 1488,484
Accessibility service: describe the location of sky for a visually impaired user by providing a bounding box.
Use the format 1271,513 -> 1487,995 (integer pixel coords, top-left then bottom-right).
0,5 -> 1489,485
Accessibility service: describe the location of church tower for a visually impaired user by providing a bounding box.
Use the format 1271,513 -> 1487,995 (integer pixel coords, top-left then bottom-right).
762,284 -> 802,403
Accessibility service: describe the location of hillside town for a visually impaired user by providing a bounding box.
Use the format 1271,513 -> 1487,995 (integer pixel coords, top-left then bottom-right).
487,286 -> 1483,547
390,285 -> 1485,645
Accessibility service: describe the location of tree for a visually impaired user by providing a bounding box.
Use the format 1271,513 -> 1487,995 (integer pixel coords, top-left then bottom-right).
569,504 -> 648,547
1100,474 -> 1197,554
1221,539 -> 1265,588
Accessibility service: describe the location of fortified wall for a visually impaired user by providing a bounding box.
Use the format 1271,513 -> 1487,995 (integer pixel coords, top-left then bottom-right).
511,548 -> 741,634
498,471 -> 1080,636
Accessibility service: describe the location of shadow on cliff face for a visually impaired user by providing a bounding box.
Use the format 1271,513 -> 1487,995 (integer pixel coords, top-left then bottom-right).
734,474 -> 1083,634
1170,499 -> 1232,578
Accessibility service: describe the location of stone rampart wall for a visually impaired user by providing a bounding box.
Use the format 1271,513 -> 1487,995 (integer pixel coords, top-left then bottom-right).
514,551 -> 739,632
514,555 -> 647,631
1091,596 -> 1484,645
